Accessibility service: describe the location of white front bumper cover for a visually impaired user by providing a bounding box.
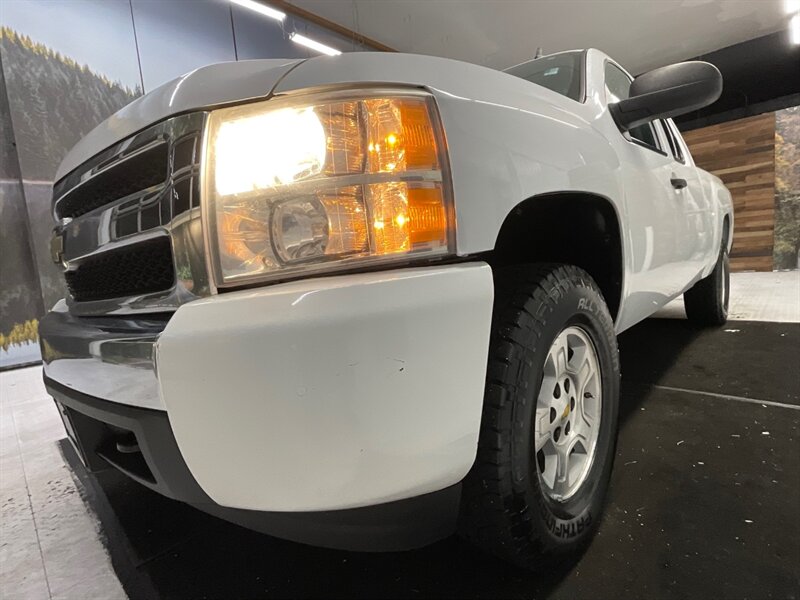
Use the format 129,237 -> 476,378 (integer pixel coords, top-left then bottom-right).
157,262 -> 494,512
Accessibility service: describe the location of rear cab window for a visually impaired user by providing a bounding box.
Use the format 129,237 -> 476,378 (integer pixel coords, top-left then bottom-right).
504,51 -> 585,102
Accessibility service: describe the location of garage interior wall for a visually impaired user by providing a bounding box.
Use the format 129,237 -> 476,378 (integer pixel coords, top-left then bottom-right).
683,106 -> 800,273
1,4 -> 797,368
0,0 -> 378,369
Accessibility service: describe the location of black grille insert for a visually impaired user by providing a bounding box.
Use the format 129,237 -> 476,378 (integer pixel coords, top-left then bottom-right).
65,237 -> 175,302
56,143 -> 168,219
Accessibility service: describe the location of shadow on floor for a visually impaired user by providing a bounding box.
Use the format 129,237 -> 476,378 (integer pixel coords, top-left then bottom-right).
63,319 -> 799,599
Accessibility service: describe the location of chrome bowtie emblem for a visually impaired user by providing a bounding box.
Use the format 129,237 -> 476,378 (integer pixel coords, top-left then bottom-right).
561,403 -> 571,420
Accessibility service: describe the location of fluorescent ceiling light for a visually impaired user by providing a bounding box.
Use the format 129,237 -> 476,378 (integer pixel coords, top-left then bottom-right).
791,13 -> 800,45
230,0 -> 285,22
290,33 -> 342,56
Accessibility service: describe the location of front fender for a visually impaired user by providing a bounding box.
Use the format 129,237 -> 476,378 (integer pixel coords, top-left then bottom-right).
272,52 -> 625,256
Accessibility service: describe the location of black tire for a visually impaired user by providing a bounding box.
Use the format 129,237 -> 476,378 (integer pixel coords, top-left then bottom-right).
459,263 -> 620,569
684,241 -> 729,326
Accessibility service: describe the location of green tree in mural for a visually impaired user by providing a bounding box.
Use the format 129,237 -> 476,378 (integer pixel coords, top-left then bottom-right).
0,26 -> 140,180
774,106 -> 800,270
0,27 -> 141,348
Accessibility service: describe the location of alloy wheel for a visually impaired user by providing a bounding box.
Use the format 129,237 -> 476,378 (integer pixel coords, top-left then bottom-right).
534,325 -> 602,502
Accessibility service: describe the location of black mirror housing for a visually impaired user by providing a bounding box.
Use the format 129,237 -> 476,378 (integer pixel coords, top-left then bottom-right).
611,61 -> 722,131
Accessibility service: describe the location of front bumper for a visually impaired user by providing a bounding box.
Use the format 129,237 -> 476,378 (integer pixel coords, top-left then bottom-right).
47,377 -> 462,551
40,302 -> 166,410
40,263 -> 494,542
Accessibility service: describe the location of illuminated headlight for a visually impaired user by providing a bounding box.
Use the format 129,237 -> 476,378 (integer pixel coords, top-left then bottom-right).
202,90 -> 454,287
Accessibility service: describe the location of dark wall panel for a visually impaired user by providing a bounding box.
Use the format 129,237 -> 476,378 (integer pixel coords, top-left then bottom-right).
232,3 -> 372,61
231,4 -> 306,60
132,0 -> 236,91
289,13 -> 371,54
675,31 -> 800,131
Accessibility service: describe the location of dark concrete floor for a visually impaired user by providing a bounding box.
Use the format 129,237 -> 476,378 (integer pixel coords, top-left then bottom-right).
63,319 -> 800,599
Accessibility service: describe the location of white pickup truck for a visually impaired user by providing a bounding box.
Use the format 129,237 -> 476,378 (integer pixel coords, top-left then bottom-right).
40,48 -> 731,567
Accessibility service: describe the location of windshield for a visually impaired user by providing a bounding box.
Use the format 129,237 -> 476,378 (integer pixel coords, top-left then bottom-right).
504,51 -> 585,102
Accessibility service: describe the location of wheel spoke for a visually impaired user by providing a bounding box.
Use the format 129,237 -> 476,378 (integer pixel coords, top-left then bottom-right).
576,394 -> 591,431
535,408 -> 553,452
538,374 -> 557,408
576,347 -> 600,429
569,428 -> 589,454
552,333 -> 569,375
570,412 -> 587,441
581,385 -> 601,429
576,348 -> 597,394
553,447 -> 571,497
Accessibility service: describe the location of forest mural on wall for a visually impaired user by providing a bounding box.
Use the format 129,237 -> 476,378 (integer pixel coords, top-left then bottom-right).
0,27 -> 140,180
0,58 -> 44,367
0,1 -> 377,368
774,106 -> 800,271
0,26 -> 141,366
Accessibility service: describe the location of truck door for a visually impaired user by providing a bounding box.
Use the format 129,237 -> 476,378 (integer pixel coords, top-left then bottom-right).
661,118 -> 717,277
604,61 -> 697,325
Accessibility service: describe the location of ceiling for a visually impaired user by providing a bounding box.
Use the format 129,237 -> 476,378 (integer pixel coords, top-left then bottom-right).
291,0 -> 793,74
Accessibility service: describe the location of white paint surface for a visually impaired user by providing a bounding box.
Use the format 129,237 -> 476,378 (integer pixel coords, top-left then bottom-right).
157,263 -> 494,511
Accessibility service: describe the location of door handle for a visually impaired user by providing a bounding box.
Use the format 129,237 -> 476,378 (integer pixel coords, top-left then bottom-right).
670,177 -> 687,190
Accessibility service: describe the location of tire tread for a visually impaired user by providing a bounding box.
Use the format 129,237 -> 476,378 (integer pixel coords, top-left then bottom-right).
685,246 -> 728,326
460,263 -> 618,568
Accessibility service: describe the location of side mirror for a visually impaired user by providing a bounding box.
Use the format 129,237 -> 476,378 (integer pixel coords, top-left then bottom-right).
610,61 -> 722,131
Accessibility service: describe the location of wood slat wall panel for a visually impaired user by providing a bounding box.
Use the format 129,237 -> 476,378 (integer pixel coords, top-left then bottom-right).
683,113 -> 776,271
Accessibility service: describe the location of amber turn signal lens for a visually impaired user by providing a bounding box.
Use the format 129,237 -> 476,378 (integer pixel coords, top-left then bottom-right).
366,182 -> 448,255
408,187 -> 447,245
364,98 -> 440,173
399,101 -> 439,170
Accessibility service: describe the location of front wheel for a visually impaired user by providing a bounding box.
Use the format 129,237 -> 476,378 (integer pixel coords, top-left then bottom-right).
459,264 -> 620,569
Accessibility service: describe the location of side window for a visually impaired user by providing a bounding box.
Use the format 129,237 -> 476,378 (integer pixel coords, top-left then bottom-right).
604,62 -> 661,151
663,119 -> 686,163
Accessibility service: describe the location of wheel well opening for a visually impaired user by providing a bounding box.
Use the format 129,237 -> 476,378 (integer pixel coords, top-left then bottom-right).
488,193 -> 623,321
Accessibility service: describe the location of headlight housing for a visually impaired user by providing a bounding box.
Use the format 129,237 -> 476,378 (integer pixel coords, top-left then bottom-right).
202,89 -> 454,288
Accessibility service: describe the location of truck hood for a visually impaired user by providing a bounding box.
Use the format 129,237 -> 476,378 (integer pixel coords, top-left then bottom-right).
57,52 -> 576,182
55,58 -> 304,182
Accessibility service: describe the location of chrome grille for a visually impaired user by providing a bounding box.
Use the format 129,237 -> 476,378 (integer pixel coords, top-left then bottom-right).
64,237 -> 174,302
55,143 -> 169,219
53,112 -> 211,314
